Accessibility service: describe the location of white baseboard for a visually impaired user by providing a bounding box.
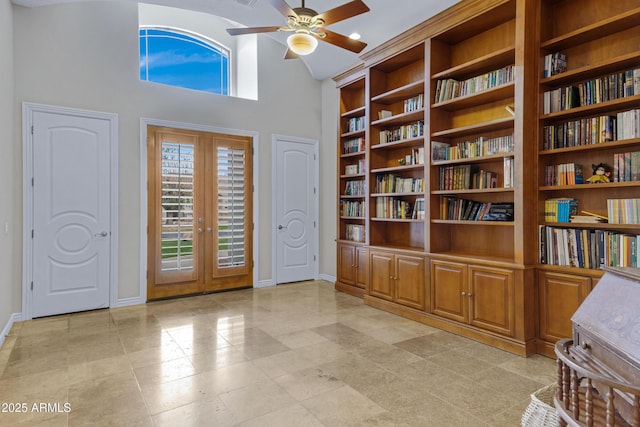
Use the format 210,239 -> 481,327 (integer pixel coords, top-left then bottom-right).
318,274 -> 336,283
1,313 -> 23,349
115,297 -> 145,308
255,279 -> 275,288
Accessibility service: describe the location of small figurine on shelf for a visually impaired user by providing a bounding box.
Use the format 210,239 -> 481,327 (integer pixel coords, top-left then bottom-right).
586,163 -> 611,184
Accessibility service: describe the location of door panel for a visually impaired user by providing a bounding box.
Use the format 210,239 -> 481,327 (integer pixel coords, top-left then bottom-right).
431,259 -> 467,323
369,250 -> 394,300
147,127 -> 252,299
355,246 -> 368,290
469,265 -> 515,336
395,254 -> 425,310
538,271 -> 591,342
32,111 -> 111,317
337,244 -> 356,286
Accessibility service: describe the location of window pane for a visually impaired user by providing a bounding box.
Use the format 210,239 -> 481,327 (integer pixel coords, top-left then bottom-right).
139,28 -> 229,95
160,142 -> 195,272
217,147 -> 246,268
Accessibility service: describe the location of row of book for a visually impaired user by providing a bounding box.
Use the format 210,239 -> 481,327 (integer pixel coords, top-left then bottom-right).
375,197 -> 422,219
544,198 -> 578,223
542,68 -> 640,114
617,109 -> 640,141
379,120 -> 424,144
344,159 -> 366,175
343,179 -> 366,196
440,198 -> 514,221
438,165 -> 500,190
607,198 -> 640,225
543,114 -> 615,150
503,157 -> 514,189
543,163 -> 583,186
434,64 -> 515,103
345,224 -> 365,242
404,94 -> 424,113
431,135 -> 514,161
342,137 -> 365,154
612,151 -> 640,182
340,200 -> 365,218
539,226 -> 640,268
374,174 -> 424,194
346,116 -> 366,133
543,52 -> 567,78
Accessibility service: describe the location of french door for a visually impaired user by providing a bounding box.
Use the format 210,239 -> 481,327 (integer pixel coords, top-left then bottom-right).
147,126 -> 252,299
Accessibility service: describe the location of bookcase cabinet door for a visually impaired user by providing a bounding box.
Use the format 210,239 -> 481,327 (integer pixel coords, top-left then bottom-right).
369,250 -> 395,301
355,246 -> 369,290
538,271 -> 591,343
395,254 -> 426,310
337,244 -> 357,287
430,259 -> 467,323
468,265 -> 515,337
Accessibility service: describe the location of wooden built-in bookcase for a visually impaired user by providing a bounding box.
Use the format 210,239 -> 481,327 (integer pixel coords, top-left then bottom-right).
333,0 -> 640,357
535,0 -> 640,356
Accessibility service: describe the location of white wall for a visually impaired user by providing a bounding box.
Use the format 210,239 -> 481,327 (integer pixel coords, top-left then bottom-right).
11,0 -> 327,305
0,0 -> 16,337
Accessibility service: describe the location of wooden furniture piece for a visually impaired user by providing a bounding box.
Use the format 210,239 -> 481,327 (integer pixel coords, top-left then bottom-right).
536,0 -> 640,356
554,267 -> 640,426
332,0 -> 640,357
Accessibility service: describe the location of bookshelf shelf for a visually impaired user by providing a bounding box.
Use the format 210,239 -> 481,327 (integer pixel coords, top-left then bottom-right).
340,216 -> 366,220
340,129 -> 366,138
371,218 -> 424,223
432,46 -> 515,80
432,152 -> 514,166
371,80 -> 424,104
370,109 -> 424,126
371,136 -> 424,150
540,51 -> 640,88
540,95 -> 640,122
540,7 -> 640,51
370,164 -> 424,174
432,188 -> 515,195
431,219 -> 514,226
340,195 -> 366,199
341,106 -> 366,118
539,138 -> 640,156
340,151 -> 365,159
371,192 -> 423,197
543,222 -> 640,231
432,82 -> 515,111
340,173 -> 366,179
431,117 -> 514,138
540,182 -> 640,191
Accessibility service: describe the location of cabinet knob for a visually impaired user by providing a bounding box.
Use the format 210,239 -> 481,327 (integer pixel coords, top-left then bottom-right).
461,291 -> 466,296
467,293 -> 473,297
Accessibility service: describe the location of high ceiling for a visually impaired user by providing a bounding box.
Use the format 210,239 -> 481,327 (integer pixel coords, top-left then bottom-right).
12,0 -> 461,80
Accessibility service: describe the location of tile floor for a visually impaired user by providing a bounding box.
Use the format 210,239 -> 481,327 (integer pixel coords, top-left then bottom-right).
0,280 -> 557,426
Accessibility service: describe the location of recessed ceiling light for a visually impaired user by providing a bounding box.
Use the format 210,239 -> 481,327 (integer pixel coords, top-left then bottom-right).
349,33 -> 361,40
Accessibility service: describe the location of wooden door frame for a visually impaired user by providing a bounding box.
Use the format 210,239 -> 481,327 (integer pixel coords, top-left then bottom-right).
271,134 -> 319,285
140,118 -> 259,301
22,102 -> 119,320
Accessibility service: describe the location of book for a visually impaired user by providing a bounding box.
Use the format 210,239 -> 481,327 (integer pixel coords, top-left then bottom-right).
431,141 -> 450,162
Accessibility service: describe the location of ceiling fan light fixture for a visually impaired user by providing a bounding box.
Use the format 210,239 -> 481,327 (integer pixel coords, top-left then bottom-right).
287,32 -> 318,55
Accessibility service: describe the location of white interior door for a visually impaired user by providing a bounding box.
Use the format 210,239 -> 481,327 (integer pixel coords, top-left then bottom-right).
31,110 -> 112,317
275,137 -> 317,284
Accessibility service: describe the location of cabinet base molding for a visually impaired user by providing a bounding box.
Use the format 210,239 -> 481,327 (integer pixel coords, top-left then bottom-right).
535,340 -> 556,358
364,294 -> 537,357
334,281 -> 365,298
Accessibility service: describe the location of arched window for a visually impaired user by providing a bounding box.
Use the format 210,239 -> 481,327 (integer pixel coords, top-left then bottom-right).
139,27 -> 230,95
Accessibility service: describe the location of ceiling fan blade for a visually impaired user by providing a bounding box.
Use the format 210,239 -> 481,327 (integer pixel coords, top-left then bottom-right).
266,0 -> 298,19
315,0 -> 370,26
284,49 -> 300,60
227,26 -> 284,35
320,29 -> 367,53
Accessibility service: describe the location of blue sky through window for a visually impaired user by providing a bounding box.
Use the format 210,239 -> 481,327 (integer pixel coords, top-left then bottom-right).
140,28 -> 229,95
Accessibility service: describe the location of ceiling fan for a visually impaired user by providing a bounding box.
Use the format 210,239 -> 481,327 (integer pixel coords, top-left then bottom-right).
226,0 -> 369,59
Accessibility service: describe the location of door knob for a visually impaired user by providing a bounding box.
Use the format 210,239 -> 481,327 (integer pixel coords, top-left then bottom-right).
94,231 -> 108,237
278,225 -> 287,230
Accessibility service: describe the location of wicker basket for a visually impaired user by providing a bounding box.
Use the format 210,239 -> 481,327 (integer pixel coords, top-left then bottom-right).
521,383 -> 559,427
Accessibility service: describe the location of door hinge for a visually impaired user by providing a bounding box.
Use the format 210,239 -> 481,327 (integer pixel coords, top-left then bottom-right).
313,255 -> 317,261
31,177 -> 34,187
252,260 -> 254,268
31,125 -> 34,135
252,184 -> 254,193
31,229 -> 34,238
313,187 -> 316,194
30,281 -> 33,291
314,154 -> 316,160
313,220 -> 316,228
